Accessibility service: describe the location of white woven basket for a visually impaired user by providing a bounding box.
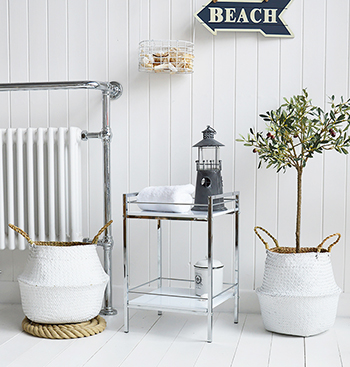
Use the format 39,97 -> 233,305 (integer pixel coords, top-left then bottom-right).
255,227 -> 342,337
11,221 -> 111,324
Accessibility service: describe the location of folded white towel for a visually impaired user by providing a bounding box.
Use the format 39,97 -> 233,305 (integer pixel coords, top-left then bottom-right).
137,184 -> 195,213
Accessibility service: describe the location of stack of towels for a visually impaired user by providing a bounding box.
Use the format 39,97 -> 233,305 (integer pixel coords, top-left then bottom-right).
137,184 -> 195,213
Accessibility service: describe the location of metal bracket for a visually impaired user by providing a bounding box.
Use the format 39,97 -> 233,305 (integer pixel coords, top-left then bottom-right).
81,127 -> 112,142
108,81 -> 123,100
82,237 -> 113,248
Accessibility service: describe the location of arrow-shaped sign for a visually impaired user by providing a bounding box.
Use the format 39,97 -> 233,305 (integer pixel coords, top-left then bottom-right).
195,0 -> 294,37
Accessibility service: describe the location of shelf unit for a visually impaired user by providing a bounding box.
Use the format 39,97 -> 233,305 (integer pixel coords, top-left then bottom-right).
123,192 -> 240,343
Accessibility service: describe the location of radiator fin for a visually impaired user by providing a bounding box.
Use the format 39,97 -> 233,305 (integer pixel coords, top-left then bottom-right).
0,127 -> 83,250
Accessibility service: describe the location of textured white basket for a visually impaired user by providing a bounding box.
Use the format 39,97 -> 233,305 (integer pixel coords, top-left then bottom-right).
11,222 -> 111,324
255,227 -> 342,337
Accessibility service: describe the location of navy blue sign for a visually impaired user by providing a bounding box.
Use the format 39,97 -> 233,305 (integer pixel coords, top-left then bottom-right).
195,0 -> 293,37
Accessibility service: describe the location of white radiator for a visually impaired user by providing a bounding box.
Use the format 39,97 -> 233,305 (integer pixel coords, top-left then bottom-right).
0,127 -> 83,250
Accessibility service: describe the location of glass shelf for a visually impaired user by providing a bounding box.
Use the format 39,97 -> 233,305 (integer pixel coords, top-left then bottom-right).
129,285 -> 237,314
124,191 -> 239,221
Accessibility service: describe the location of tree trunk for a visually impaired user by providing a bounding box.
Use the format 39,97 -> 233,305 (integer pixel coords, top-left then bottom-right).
296,167 -> 302,252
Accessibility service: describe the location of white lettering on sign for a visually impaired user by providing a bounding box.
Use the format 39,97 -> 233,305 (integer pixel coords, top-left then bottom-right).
237,9 -> 249,23
263,9 -> 277,23
209,7 -> 277,24
209,7 -> 224,22
250,8 -> 262,23
225,8 -> 236,22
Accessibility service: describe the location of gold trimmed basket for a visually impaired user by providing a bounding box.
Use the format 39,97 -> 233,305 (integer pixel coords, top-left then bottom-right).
10,221 -> 112,324
254,226 -> 342,337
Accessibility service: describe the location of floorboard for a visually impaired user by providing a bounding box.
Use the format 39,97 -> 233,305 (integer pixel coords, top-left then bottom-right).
118,312 -> 189,367
304,328 -> 343,367
84,311 -> 161,367
231,313 -> 272,367
268,333 -> 305,367
194,313 -> 246,367
0,304 -> 349,367
334,317 -> 350,367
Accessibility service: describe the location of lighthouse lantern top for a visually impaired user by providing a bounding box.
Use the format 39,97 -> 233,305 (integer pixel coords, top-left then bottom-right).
193,125 -> 224,148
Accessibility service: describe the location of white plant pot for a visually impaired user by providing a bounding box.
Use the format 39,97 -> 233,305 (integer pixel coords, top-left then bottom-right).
11,221 -> 111,324
256,250 -> 341,337
18,244 -> 108,324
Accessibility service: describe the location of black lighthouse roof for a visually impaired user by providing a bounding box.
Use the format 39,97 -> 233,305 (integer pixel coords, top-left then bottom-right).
193,125 -> 225,148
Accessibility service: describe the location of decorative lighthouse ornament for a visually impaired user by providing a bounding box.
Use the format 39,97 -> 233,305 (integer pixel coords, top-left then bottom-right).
192,125 -> 226,211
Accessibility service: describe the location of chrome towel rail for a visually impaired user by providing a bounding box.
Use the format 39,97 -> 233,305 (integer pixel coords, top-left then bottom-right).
0,80 -> 123,316
0,80 -> 122,99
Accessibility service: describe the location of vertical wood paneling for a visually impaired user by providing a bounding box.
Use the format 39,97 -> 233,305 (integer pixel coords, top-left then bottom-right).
87,0 -> 107,236
255,37 -> 280,287
234,33 -> 258,290
148,0 -> 172,282
0,1 -> 9,126
277,0 -> 303,251
47,0 -> 68,128
109,0 -> 129,285
9,0 -> 29,127
346,156 -> 350,292
323,0 -> 350,288
1,0 -> 350,298
191,0 -> 215,285
345,1 -> 350,292
299,0 -> 325,254
67,0 -> 89,236
169,0 -> 194,282
28,0 -> 48,129
128,0 -> 150,286
0,2 -> 10,280
212,34 -> 236,283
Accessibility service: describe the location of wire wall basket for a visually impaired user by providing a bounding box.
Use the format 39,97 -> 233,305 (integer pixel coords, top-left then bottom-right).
139,40 -> 194,74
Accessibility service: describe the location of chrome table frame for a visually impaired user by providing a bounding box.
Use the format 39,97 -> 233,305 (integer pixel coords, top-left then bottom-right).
123,192 -> 240,343
0,80 -> 123,315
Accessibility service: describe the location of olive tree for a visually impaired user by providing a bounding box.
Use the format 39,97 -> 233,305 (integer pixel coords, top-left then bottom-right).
238,89 -> 350,252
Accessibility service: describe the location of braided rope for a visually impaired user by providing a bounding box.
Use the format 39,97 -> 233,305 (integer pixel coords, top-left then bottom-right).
22,315 -> 106,339
254,226 -> 279,250
92,220 -> 113,244
317,233 -> 341,253
8,224 -> 34,245
8,220 -> 113,246
254,226 -> 341,253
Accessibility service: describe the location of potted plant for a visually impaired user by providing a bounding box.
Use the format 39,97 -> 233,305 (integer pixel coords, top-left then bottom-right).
238,89 -> 350,336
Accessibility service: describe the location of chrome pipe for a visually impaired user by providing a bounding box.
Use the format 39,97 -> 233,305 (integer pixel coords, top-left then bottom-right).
0,80 -> 122,99
100,91 -> 118,316
123,194 -> 130,333
81,131 -> 101,140
157,219 -> 163,316
234,192 -> 240,324
207,195 -> 214,343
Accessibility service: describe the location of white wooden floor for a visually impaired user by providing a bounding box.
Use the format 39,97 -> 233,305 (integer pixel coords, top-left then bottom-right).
0,303 -> 349,367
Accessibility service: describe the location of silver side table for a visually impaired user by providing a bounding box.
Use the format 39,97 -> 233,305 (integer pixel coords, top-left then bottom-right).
123,192 -> 240,343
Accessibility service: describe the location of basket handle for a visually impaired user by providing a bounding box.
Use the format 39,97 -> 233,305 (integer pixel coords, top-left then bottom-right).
91,220 -> 113,244
254,226 -> 279,250
317,233 -> 341,252
8,224 -> 35,245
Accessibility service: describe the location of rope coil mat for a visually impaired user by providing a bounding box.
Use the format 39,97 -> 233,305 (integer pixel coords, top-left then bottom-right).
22,315 -> 106,339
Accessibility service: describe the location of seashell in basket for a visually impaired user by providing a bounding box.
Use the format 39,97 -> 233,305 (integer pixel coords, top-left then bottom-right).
10,221 -> 112,324
139,40 -> 194,74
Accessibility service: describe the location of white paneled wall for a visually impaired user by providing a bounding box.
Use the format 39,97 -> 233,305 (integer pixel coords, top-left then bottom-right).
1,0 -> 350,305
